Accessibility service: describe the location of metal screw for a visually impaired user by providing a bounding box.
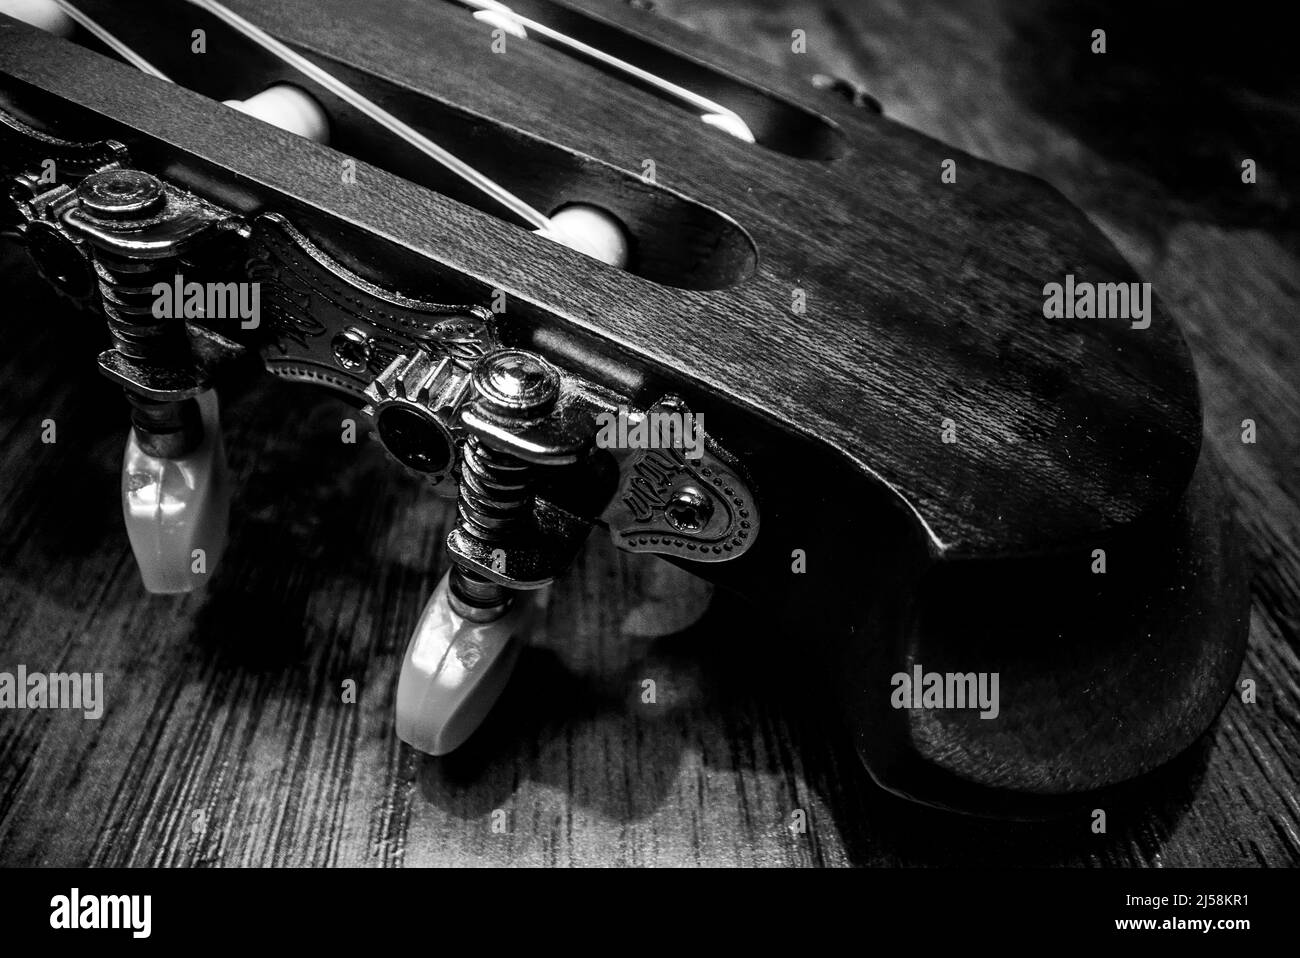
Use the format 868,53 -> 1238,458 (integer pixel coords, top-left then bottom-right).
665,484 -> 713,533
472,349 -> 560,418
78,169 -> 165,220
332,327 -> 372,371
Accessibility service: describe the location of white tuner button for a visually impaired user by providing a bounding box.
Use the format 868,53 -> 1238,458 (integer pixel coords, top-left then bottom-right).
396,571 -> 548,756
223,84 -> 330,144
701,111 -> 756,143
122,390 -> 231,595
538,203 -> 631,269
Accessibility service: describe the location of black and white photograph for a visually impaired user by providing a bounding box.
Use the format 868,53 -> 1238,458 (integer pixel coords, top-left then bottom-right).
0,0 -> 1294,939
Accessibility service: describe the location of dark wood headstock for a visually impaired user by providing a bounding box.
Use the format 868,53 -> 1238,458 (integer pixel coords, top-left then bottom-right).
0,0 -> 1247,816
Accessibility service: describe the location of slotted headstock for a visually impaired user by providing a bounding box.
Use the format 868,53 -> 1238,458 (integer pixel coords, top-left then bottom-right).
0,0 -> 1245,816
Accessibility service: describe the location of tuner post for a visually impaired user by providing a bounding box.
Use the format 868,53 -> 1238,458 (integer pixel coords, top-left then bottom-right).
447,348 -> 562,620
394,348 -> 594,756
75,169 -> 201,458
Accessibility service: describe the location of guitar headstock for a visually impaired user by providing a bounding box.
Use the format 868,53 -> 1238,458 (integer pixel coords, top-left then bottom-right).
0,0 -> 1246,817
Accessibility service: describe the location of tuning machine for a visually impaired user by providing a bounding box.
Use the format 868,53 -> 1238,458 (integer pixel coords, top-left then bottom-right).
0,103 -> 247,593
375,342 -> 760,754
0,0 -> 763,756
225,196 -> 763,753
68,165 -> 245,593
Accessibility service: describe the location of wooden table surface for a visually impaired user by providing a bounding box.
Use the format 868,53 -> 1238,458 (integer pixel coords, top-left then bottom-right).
1,0 -> 1297,866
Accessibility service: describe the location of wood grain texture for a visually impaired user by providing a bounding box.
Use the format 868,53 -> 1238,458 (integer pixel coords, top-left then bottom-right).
0,0 -> 1203,560
1,0 -> 1298,866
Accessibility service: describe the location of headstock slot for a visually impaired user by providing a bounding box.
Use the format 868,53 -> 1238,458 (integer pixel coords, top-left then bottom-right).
448,0 -> 845,160
0,4 -> 1207,561
9,0 -> 757,291
278,45 -> 758,292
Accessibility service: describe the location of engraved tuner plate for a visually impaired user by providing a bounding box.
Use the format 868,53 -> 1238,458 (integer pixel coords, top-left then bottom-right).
601,399 -> 759,562
245,213 -> 495,399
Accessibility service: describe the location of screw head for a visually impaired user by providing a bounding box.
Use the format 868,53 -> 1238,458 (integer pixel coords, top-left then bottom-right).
473,349 -> 560,417
665,484 -> 713,533
332,327 -> 372,371
79,169 -> 165,220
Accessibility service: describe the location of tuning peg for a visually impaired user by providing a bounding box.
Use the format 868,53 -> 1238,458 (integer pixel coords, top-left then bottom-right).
122,390 -> 231,594
54,167 -> 234,595
222,84 -> 331,144
396,348 -> 582,756
396,570 -> 548,756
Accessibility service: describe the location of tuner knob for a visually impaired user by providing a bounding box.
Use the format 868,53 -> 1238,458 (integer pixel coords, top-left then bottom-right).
395,570 -> 548,756
223,84 -> 330,144
122,390 -> 231,594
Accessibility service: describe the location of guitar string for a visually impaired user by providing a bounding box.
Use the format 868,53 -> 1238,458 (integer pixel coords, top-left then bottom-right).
451,0 -> 755,142
42,2 -> 754,243
50,0 -> 173,81
183,0 -> 554,230
45,0 -> 553,230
